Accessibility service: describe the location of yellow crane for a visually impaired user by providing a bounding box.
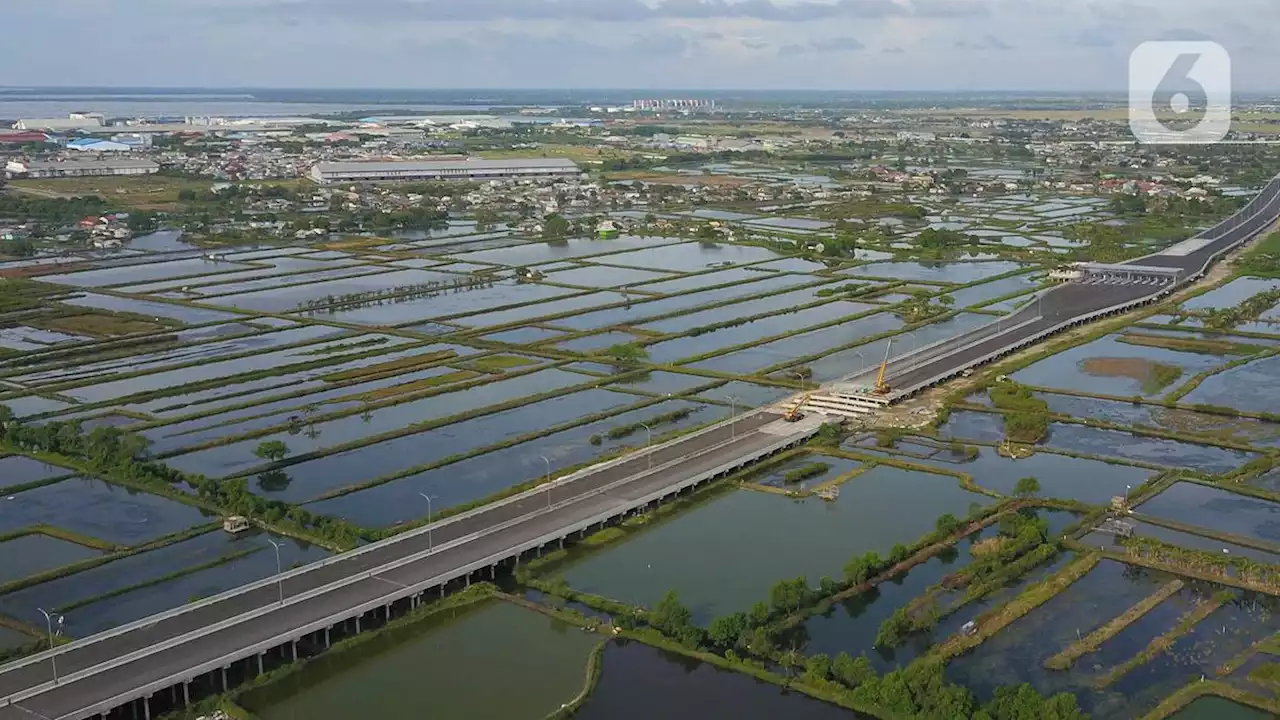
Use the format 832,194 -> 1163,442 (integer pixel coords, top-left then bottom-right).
784,393 -> 810,422
873,339 -> 893,395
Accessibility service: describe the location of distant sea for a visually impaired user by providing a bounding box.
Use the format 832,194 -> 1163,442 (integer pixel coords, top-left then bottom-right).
0,88 -> 508,122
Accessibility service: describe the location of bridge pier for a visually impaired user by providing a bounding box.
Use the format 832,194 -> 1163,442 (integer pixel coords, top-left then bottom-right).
143,695 -> 151,720
220,666 -> 228,691
183,680 -> 190,706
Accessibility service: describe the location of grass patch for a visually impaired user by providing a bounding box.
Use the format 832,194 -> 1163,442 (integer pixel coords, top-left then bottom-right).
299,337 -> 391,356
319,350 -> 457,382
10,175 -> 214,210
465,354 -> 539,373
782,462 -> 832,484
989,381 -> 1049,444
1140,680 -> 1280,720
54,547 -> 262,614
1095,590 -> 1233,688
1043,579 -> 1185,670
1248,662 -> 1280,685
933,553 -> 1100,661
1116,333 -> 1266,356
344,370 -> 481,402
27,313 -> 171,338
1143,362 -> 1184,394
597,407 -> 697,444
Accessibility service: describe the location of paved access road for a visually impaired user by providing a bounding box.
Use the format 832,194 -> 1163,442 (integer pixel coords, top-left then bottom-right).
0,411 -> 790,719
876,174 -> 1280,394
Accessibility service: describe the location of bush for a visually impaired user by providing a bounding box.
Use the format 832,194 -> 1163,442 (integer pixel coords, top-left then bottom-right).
782,462 -> 831,484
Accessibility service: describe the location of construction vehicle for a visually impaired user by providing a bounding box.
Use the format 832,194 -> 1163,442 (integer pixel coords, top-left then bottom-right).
873,340 -> 893,395
784,393 -> 811,422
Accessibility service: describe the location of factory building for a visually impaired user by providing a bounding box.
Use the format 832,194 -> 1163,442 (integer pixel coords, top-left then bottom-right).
14,113 -> 106,132
309,158 -> 581,184
66,138 -> 133,152
4,159 -> 160,179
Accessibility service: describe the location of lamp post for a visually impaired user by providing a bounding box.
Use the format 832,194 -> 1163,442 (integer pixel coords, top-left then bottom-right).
37,608 -> 62,683
419,493 -> 435,550
266,539 -> 285,606
640,423 -> 653,470
540,455 -> 552,510
727,395 -> 739,439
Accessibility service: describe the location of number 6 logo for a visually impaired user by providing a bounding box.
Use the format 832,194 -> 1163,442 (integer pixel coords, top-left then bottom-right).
1129,41 -> 1232,145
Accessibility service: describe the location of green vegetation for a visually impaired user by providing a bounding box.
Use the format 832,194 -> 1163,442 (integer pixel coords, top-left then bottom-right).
1237,229 -> 1280,277
1117,333 -> 1265,356
602,342 -> 649,367
1143,363 -> 1184,394
815,283 -> 867,298
0,417 -> 362,549
990,382 -> 1050,443
466,355 -> 538,373
782,462 -> 831,484
1014,476 -> 1041,498
603,408 -> 697,441
1195,288 -> 1280,330
1121,536 -> 1280,594
55,547 -> 262,614
254,440 -> 290,463
1095,590 -> 1233,688
1044,579 -> 1185,670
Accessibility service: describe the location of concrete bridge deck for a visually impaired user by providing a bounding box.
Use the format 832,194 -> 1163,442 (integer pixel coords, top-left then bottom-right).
0,411 -> 820,720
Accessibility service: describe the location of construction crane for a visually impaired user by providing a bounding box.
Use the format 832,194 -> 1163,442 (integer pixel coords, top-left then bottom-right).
784,393 -> 810,422
873,339 -> 893,395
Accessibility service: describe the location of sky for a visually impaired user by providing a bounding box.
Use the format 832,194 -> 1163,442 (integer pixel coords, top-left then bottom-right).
3,0 -> 1278,91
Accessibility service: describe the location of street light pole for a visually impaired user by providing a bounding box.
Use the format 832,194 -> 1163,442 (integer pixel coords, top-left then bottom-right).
640,423 -> 653,470
419,493 -> 435,551
727,395 -> 739,439
266,539 -> 284,605
540,455 -> 552,510
37,608 -> 61,683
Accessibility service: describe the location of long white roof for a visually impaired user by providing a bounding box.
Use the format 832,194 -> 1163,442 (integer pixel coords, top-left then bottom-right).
314,158 -> 578,174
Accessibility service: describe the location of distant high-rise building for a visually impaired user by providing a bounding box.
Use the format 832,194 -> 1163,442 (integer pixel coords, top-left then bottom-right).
630,99 -> 717,111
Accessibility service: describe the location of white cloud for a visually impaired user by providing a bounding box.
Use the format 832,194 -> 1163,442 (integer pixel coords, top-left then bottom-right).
0,0 -> 1275,90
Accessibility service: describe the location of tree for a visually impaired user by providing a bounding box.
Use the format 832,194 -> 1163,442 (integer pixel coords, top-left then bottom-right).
605,343 -> 648,367
844,551 -> 882,585
832,652 -> 877,688
769,576 -> 811,615
708,612 -> 749,649
651,590 -> 693,637
1014,476 -> 1041,498
803,653 -> 832,683
935,513 -> 964,536
542,213 -> 571,240
254,440 -> 290,464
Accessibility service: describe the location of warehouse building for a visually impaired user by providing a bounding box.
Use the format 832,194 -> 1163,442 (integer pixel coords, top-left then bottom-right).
309,158 -> 581,184
4,159 -> 160,179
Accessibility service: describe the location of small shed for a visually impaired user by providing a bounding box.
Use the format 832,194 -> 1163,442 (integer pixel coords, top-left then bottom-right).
223,516 -> 251,534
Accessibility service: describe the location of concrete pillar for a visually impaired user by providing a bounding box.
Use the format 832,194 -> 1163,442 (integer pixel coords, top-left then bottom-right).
489,564 -> 496,579
290,640 -> 297,662
324,626 -> 331,648
183,682 -> 190,706
143,695 -> 151,720
220,666 -> 228,691
558,537 -> 564,550
257,653 -> 264,676
465,574 -> 471,588
536,545 -> 542,557
355,615 -> 362,633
